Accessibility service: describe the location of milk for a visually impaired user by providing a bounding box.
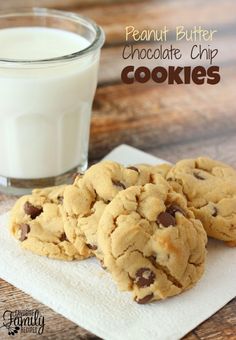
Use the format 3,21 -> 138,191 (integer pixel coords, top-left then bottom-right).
0,27 -> 100,179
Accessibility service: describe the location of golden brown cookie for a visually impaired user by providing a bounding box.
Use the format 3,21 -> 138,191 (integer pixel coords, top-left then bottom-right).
97,178 -> 207,304
62,161 -> 169,258
166,157 -> 236,245
9,185 -> 85,260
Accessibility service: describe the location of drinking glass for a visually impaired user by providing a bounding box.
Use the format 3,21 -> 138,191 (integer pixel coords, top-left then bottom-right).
0,8 -> 104,194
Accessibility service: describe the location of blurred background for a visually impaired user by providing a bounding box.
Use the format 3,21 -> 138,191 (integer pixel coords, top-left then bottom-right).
0,0 -> 235,164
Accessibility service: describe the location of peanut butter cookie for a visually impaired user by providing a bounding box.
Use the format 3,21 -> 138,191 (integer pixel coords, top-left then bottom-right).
62,161 -> 169,258
166,157 -> 236,245
97,178 -> 207,304
9,185 -> 85,260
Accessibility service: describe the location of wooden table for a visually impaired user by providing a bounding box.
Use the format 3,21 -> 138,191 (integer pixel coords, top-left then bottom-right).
0,0 -> 235,338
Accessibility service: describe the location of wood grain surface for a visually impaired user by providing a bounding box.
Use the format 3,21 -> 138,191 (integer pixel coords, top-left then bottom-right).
0,0 -> 235,339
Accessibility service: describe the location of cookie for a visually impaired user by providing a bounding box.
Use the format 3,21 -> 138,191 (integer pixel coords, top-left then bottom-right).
137,163 -> 172,178
62,161 -> 169,258
32,185 -> 66,204
166,157 -> 236,245
9,185 -> 86,260
97,178 -> 207,304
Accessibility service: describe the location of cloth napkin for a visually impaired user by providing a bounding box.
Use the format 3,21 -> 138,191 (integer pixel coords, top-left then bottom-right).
0,144 -> 235,340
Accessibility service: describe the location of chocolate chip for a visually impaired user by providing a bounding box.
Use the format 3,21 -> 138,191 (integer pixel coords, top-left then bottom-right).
166,204 -> 186,217
112,180 -> 126,190
193,172 -> 205,180
157,212 -> 176,227
127,166 -> 139,173
19,224 -> 30,241
59,233 -> 68,242
212,206 -> 218,217
57,196 -> 64,204
135,293 -> 154,304
24,202 -> 43,219
135,268 -> 155,288
86,243 -> 98,250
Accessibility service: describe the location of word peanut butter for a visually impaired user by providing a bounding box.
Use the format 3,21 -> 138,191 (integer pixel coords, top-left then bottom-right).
125,25 -> 217,42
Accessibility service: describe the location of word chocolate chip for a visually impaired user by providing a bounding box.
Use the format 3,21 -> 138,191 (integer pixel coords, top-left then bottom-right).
19,223 -> 30,241
112,180 -> 126,190
24,202 -> 43,219
135,268 -> 155,288
157,212 -> 176,227
193,172 -> 205,180
136,293 -> 154,304
166,204 -> 186,217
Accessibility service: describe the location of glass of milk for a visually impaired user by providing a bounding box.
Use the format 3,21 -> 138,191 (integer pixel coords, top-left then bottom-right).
0,8 -> 104,195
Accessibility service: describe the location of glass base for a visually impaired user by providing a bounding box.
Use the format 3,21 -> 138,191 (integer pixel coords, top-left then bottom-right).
0,163 -> 87,196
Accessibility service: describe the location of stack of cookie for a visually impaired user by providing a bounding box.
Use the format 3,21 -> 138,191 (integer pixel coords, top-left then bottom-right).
10,157 -> 236,304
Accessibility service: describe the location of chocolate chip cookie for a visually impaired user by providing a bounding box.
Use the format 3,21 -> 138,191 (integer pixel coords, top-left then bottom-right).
9,185 -> 86,260
166,157 -> 236,245
62,161 -> 169,258
97,178 -> 207,304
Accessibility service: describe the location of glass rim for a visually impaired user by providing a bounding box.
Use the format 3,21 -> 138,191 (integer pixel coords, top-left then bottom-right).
0,7 -> 105,65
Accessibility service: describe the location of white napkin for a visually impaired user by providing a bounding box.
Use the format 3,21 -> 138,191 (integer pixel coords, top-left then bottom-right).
0,144 -> 235,340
